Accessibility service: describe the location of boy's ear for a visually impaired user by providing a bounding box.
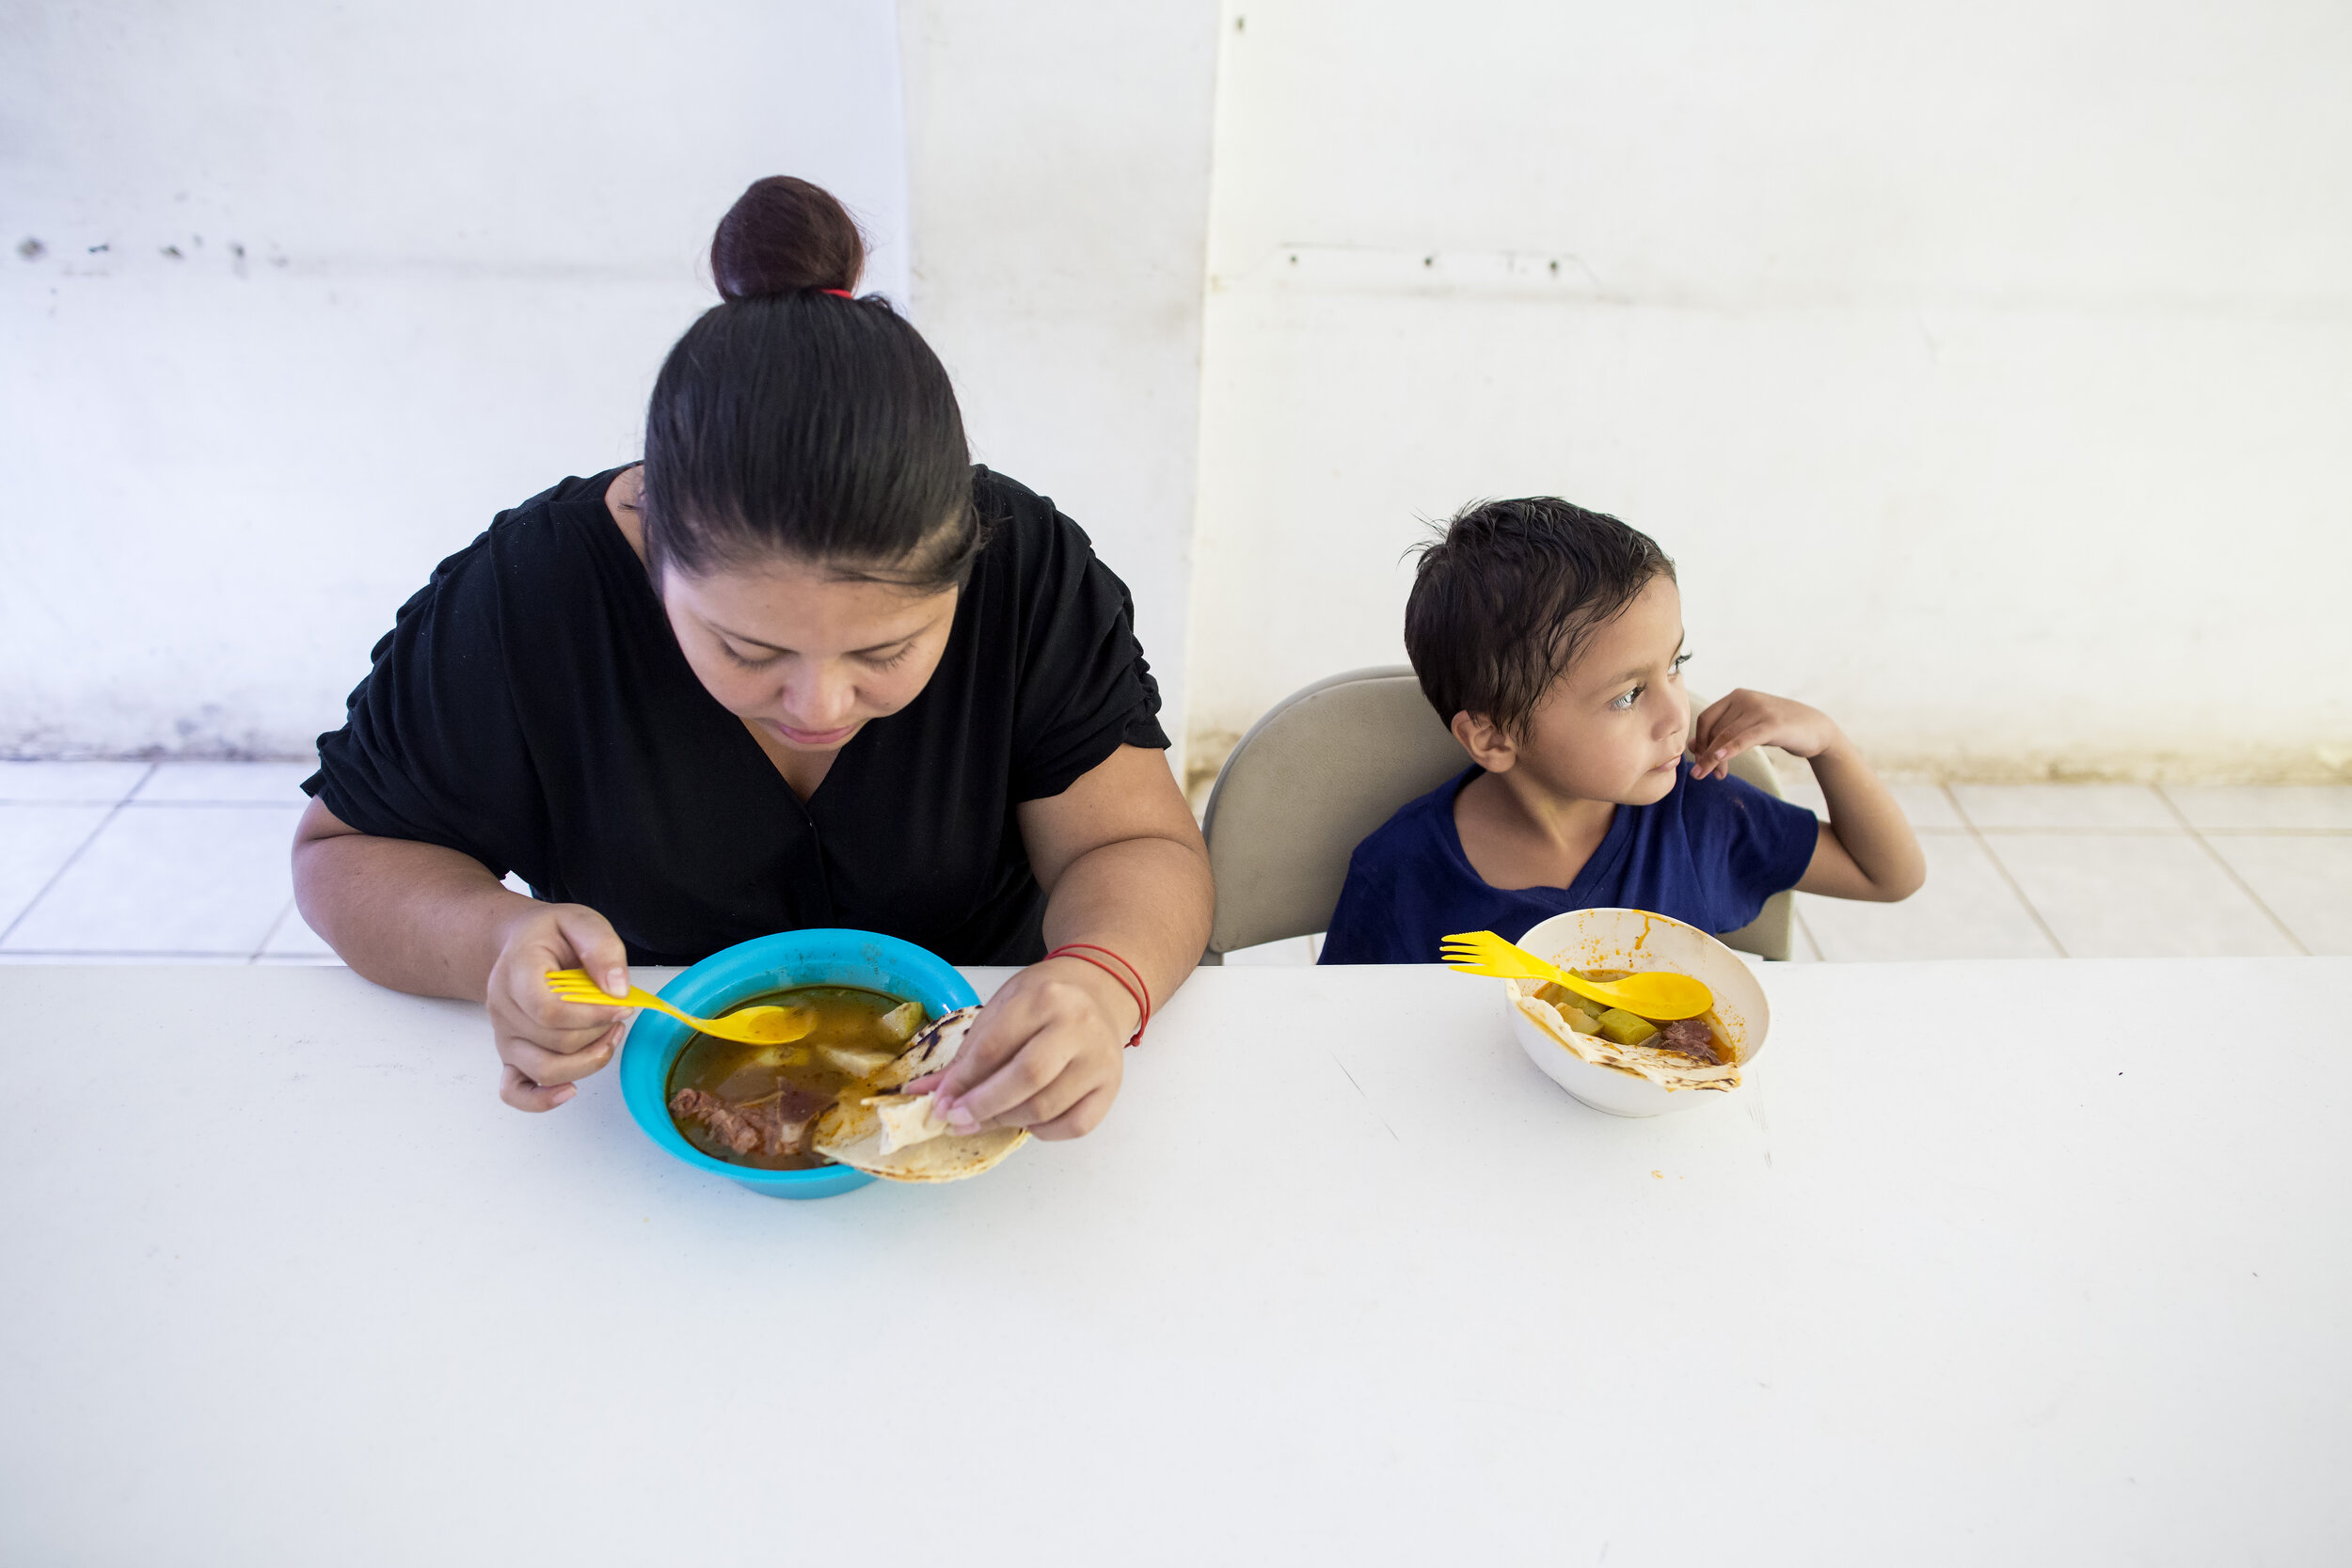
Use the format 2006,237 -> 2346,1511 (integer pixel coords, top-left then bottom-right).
1449,711 -> 1518,772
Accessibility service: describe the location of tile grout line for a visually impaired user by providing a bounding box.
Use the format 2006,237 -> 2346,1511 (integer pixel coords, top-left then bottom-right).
125,800 -> 315,809
1945,782 -> 2071,958
251,896 -> 300,965
0,765 -> 158,948
2156,784 -> 2311,957
1789,903 -> 1824,961
1,950 -> 274,958
1967,825 -> 2233,836
2196,827 -> 2352,838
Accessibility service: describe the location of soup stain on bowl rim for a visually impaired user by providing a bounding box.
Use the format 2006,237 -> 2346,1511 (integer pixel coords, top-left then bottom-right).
618,927 -> 981,1199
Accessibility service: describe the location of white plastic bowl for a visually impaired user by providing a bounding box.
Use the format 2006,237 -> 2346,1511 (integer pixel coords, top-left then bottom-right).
1504,908 -> 1772,1117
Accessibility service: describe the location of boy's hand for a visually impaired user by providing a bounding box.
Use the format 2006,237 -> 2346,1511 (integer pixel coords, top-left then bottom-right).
1689,689 -> 1844,780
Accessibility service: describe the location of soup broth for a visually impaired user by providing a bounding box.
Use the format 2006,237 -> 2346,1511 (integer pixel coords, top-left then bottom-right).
666,986 -> 920,1170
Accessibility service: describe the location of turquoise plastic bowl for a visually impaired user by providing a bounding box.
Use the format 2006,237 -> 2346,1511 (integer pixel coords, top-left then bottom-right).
619,927 -> 980,1200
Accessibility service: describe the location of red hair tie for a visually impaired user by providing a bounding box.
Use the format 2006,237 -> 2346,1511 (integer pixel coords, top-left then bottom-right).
820,288 -> 854,298
1043,943 -> 1151,1048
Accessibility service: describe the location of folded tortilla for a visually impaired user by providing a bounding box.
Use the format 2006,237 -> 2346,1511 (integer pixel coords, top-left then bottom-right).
871,1091 -> 954,1154
1509,979 -> 1742,1092
867,1004 -> 976,1089
811,1006 -> 1029,1181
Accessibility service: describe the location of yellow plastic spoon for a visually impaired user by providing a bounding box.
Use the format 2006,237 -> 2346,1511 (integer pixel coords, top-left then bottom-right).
543,970 -> 818,1046
1438,930 -> 1714,1022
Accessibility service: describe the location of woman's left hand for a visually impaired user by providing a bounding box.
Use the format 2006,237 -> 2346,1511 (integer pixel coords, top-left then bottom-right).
915,957 -> 1139,1140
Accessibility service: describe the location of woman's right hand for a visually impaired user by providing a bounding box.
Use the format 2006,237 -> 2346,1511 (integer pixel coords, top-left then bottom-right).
485,901 -> 634,1112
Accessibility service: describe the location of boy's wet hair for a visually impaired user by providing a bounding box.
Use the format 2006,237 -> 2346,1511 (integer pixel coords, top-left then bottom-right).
1405,497 -> 1676,739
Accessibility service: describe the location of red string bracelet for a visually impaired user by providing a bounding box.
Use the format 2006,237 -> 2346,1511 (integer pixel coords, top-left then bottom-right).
1042,943 -> 1151,1047
1057,942 -> 1149,1020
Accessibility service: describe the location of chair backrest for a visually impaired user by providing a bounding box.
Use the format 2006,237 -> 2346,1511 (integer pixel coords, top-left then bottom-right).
1200,667 -> 1463,958
1708,742 -> 1796,961
1200,670 -> 1796,962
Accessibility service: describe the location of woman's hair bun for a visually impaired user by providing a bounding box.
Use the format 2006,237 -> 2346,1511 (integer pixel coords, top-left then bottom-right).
710,176 -> 866,301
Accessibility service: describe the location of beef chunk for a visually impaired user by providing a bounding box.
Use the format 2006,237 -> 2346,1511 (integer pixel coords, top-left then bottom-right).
763,1085 -> 834,1154
670,1087 -> 760,1155
670,1085 -> 834,1159
1652,1017 -> 1723,1066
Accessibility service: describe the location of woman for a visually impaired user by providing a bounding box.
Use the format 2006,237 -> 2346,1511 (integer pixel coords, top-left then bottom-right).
294,177 -> 1212,1141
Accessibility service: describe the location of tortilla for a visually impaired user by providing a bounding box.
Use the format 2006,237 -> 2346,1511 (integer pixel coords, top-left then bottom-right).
1509,980 -> 1743,1093
866,1005 -> 977,1089
872,1091 -> 954,1153
811,1006 -> 1029,1181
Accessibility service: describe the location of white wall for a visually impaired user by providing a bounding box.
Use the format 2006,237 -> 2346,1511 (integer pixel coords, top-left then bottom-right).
896,0 -> 1220,783
17,1 -> 2346,784
2,0 -> 909,757
1187,0 -> 2352,784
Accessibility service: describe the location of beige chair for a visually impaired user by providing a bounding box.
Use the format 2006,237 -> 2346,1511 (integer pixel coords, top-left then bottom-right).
1199,668 -> 1795,963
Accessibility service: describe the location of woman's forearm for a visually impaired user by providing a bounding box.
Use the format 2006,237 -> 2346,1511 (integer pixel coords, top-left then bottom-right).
293,816 -> 535,1000
1039,833 -> 1214,1027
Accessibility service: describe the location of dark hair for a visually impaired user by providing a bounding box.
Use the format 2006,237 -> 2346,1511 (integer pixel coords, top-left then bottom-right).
642,176 -> 981,591
1403,497 -> 1676,738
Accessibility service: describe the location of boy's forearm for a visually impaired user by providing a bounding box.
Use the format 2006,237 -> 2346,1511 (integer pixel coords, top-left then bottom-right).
1808,740 -> 1926,899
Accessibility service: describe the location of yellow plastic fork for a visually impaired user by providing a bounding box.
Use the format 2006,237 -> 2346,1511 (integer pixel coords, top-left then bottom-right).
1438,930 -> 1714,1021
543,970 -> 818,1046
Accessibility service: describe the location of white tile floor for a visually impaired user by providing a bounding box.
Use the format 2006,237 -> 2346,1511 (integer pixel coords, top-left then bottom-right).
0,762 -> 332,964
4,763 -> 2346,966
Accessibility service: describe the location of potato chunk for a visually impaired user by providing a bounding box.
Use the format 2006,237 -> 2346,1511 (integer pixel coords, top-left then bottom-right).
878,1000 -> 929,1044
815,1043 -> 901,1080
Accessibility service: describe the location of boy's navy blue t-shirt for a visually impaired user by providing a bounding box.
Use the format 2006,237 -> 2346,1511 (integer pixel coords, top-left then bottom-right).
1319,763 -> 1820,965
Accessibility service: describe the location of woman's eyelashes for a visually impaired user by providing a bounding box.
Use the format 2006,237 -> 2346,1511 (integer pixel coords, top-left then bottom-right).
723,641 -> 780,670
719,641 -> 913,672
1672,650 -> 1693,673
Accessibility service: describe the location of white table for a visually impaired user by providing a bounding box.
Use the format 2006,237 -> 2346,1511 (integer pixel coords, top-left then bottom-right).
4,958 -> 2348,1564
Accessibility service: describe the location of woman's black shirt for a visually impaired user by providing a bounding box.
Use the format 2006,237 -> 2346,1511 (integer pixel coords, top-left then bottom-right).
306,467 -> 1168,966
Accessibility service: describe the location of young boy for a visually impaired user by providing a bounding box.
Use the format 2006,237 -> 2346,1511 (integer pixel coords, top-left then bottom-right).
1319,498 -> 1923,964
